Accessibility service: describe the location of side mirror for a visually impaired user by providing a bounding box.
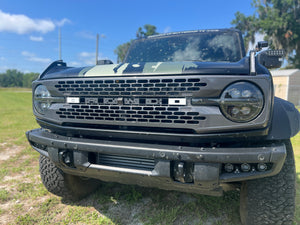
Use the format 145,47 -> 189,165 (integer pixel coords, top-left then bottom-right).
257,50 -> 285,69
97,59 -> 114,65
256,41 -> 268,51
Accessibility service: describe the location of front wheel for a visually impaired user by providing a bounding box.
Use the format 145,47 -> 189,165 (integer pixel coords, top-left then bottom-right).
39,155 -> 101,201
240,140 -> 296,225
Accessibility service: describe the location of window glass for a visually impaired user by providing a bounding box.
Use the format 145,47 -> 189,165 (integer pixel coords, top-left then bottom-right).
125,31 -> 242,63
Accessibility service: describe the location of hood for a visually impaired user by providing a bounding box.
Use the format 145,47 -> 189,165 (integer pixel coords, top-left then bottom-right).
40,58 -> 267,79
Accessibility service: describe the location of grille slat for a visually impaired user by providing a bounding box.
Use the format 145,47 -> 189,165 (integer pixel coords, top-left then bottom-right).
57,105 -> 205,124
97,154 -> 155,171
54,77 -> 206,97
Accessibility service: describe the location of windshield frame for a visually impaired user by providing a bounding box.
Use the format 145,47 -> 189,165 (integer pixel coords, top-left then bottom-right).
123,29 -> 246,64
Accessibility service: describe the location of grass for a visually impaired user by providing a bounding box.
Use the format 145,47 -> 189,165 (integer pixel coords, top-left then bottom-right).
0,87 -> 299,224
0,88 -> 37,145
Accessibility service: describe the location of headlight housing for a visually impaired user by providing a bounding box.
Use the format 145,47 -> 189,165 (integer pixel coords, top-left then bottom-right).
219,82 -> 264,122
33,85 -> 52,114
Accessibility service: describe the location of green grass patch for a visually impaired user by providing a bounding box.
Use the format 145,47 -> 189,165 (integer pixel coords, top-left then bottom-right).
61,207 -> 114,224
38,198 -> 60,214
16,214 -> 39,225
0,188 -> 10,202
0,88 -> 37,146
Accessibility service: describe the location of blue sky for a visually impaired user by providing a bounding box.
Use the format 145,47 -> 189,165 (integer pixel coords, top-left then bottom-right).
0,0 -> 255,73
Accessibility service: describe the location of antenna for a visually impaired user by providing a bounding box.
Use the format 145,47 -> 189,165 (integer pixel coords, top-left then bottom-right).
96,33 -> 99,64
59,28 -> 62,60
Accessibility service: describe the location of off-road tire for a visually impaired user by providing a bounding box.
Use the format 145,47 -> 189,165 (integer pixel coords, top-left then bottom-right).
240,140 -> 296,225
39,155 -> 101,201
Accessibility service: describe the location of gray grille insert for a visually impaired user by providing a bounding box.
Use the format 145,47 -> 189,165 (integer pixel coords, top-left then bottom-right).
56,105 -> 206,124
54,78 -> 207,97
97,154 -> 155,171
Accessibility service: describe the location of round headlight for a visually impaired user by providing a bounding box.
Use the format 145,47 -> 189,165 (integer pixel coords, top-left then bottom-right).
34,85 -> 52,114
220,82 -> 264,122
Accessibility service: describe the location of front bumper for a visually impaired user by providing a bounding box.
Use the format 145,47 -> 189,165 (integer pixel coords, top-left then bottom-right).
26,128 -> 286,196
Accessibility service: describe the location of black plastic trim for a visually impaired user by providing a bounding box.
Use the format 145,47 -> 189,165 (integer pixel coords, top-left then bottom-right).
36,118 -> 270,145
27,128 -> 286,185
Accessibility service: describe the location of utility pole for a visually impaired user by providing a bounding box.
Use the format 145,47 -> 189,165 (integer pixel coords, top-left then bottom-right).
59,28 -> 62,60
96,33 -> 99,65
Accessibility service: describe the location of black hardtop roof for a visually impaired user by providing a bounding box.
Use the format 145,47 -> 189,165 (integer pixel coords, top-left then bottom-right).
145,28 -> 242,39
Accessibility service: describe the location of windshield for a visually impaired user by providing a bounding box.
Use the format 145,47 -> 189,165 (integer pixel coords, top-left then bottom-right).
124,30 -> 243,63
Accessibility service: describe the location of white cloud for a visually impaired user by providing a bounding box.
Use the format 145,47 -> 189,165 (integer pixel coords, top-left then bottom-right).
0,10 -> 70,35
0,10 -> 55,34
29,36 -> 44,42
69,61 -> 82,67
76,51 -> 110,66
56,18 -> 71,27
22,51 -> 34,57
79,52 -> 95,58
79,51 -> 96,65
0,65 -> 9,73
77,31 -> 95,40
0,56 -> 5,61
22,51 -> 51,63
164,26 -> 171,33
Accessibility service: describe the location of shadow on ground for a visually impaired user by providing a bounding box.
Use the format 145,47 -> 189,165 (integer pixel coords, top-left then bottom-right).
62,182 -> 242,225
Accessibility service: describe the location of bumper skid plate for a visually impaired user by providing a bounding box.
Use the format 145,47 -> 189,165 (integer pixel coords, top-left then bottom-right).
27,128 -> 286,196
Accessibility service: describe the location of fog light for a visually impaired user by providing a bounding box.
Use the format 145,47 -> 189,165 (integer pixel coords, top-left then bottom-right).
59,151 -> 74,168
257,163 -> 267,171
240,107 -> 251,115
241,163 -> 251,172
231,107 -> 240,115
172,161 -> 194,183
224,163 -> 234,173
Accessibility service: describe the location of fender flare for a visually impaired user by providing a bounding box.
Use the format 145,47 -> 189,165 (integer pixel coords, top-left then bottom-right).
267,97 -> 300,140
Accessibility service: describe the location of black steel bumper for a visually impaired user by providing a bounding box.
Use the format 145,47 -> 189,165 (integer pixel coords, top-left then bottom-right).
26,128 -> 286,196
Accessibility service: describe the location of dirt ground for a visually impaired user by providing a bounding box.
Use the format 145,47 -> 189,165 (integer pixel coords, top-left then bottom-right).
0,141 -> 243,225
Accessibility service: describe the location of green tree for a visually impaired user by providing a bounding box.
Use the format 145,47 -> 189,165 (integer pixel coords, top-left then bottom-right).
0,70 -> 23,87
136,24 -> 159,38
0,70 -> 39,87
231,0 -> 300,68
115,24 -> 159,63
114,41 -> 132,63
23,72 -> 39,88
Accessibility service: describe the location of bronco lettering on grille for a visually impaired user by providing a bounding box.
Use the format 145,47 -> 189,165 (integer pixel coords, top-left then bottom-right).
84,97 -> 186,106
101,97 -> 164,105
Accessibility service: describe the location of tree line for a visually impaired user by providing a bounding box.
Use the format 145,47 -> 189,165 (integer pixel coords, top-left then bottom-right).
231,0 -> 300,69
0,70 -> 39,88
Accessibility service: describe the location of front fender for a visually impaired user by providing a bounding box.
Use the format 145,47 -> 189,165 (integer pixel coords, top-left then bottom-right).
267,97 -> 300,140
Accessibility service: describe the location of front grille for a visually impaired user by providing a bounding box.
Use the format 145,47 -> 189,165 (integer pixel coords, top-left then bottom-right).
53,77 -> 207,97
96,154 -> 155,171
48,75 -> 210,130
56,105 -> 206,124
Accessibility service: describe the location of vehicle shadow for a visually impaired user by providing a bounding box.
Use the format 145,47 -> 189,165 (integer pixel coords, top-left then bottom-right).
62,181 -> 242,225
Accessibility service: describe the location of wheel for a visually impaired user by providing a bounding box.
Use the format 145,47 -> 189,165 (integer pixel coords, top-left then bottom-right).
240,140 -> 296,225
39,155 -> 101,201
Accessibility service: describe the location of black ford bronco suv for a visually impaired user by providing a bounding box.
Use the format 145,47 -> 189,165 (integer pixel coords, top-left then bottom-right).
27,29 -> 300,224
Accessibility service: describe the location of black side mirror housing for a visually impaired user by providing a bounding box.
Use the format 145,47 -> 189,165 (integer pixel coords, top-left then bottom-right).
256,41 -> 268,51
257,50 -> 285,69
97,59 -> 114,65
